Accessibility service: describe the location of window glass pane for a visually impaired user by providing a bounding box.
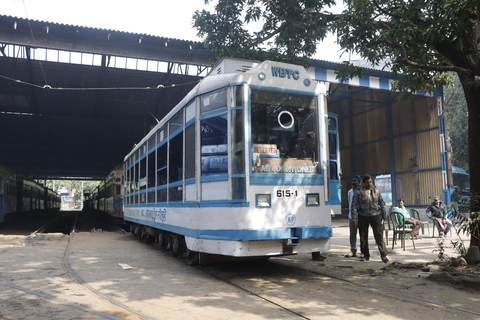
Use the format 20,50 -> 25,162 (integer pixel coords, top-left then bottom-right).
157,128 -> 166,144
139,157 -> 147,190
329,133 -> 337,160
201,90 -> 227,114
251,89 -> 319,174
148,135 -> 156,151
185,125 -> 195,179
148,152 -> 155,188
157,188 -> 167,202
148,191 -> 155,203
186,101 -> 196,122
231,110 -> 244,174
169,111 -> 183,136
169,186 -> 182,202
201,115 -> 228,176
235,85 -> 244,107
169,133 -> 184,183
134,163 -> 139,193
157,144 -> 167,186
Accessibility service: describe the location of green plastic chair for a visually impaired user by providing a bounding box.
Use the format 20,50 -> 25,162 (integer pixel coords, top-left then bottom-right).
410,208 -> 430,235
390,212 -> 416,251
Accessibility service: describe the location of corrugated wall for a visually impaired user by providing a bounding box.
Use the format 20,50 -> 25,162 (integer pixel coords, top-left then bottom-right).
330,84 -> 443,213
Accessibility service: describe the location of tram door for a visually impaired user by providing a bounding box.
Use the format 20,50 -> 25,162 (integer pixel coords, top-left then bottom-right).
326,114 -> 341,208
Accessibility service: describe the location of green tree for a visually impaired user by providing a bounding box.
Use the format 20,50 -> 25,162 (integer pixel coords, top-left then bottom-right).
193,0 -> 480,247
445,74 -> 469,172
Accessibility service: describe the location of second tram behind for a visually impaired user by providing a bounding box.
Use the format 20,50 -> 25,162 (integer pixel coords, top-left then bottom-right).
121,59 -> 341,263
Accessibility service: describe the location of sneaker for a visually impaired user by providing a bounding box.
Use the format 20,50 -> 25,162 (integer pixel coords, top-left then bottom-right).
360,257 -> 369,262
382,256 -> 389,263
439,232 -> 444,237
414,235 -> 422,239
345,252 -> 357,258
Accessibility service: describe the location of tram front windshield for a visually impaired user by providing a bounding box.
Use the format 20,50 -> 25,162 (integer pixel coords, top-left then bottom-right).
250,89 -> 320,174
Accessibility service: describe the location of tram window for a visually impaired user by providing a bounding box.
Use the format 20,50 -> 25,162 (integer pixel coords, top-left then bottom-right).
330,162 -> 338,180
169,111 -> 183,136
186,102 -> 196,123
185,125 -> 195,179
329,133 -> 337,160
250,90 -> 320,174
235,86 -> 244,107
169,186 -> 182,202
139,157 -> 147,190
201,90 -> 227,114
157,128 -> 166,145
169,133 -> 184,184
134,163 -> 139,193
148,151 -> 155,189
157,144 -> 167,186
157,188 -> 167,202
148,191 -> 155,203
148,135 -> 156,151
232,110 -> 244,174
201,115 -> 228,176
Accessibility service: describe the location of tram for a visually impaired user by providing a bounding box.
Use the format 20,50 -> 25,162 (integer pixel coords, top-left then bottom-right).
123,58 -> 340,263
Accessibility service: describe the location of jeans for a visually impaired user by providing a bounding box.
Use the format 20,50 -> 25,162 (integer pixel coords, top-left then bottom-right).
348,218 -> 358,253
358,214 -> 388,259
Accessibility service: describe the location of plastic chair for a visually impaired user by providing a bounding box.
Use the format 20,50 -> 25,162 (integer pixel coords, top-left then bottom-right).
383,214 -> 393,247
410,208 -> 430,235
390,212 -> 416,251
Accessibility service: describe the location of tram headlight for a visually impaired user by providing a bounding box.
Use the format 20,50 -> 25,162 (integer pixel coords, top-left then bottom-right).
256,194 -> 271,208
306,193 -> 320,206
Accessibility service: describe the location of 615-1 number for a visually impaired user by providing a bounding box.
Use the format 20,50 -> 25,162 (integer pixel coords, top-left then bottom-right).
276,190 -> 298,197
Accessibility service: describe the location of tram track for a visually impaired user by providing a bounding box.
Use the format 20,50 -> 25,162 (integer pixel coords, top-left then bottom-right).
0,215 -> 62,256
197,258 -> 480,319
0,213 -> 158,320
61,212 -> 159,320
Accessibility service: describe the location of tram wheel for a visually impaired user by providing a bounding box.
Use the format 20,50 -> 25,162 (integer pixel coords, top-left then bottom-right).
170,236 -> 180,257
144,234 -> 155,243
134,226 -> 142,238
157,231 -> 164,247
185,249 -> 199,266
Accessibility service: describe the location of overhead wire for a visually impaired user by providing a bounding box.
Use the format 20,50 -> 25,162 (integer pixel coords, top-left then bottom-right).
0,73 -> 200,91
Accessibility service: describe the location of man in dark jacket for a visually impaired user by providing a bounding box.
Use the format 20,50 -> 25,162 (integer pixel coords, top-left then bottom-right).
426,196 -> 452,237
351,175 -> 389,263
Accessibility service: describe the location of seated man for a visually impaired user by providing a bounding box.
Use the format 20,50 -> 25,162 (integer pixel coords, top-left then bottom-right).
392,199 -> 422,239
426,196 -> 452,237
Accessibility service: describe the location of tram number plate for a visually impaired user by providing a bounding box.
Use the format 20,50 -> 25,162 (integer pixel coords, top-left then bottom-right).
276,190 -> 298,197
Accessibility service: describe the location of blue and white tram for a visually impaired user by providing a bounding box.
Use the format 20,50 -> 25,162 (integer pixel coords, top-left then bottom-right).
123,58 -> 339,263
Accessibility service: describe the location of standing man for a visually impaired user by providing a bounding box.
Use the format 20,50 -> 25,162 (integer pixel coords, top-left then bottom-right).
345,175 -> 361,257
426,196 -> 452,237
392,199 -> 422,239
351,175 -> 389,263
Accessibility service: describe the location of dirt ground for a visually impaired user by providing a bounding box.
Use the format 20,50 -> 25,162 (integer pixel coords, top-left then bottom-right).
0,215 -> 479,320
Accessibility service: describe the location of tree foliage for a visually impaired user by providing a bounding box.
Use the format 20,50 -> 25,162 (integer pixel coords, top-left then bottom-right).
445,74 -> 469,172
193,0 -> 338,64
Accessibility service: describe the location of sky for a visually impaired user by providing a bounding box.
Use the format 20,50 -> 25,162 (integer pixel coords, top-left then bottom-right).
2,0 -> 349,62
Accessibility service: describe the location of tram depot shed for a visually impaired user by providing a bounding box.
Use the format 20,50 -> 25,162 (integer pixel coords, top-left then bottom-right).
0,15 -> 451,213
